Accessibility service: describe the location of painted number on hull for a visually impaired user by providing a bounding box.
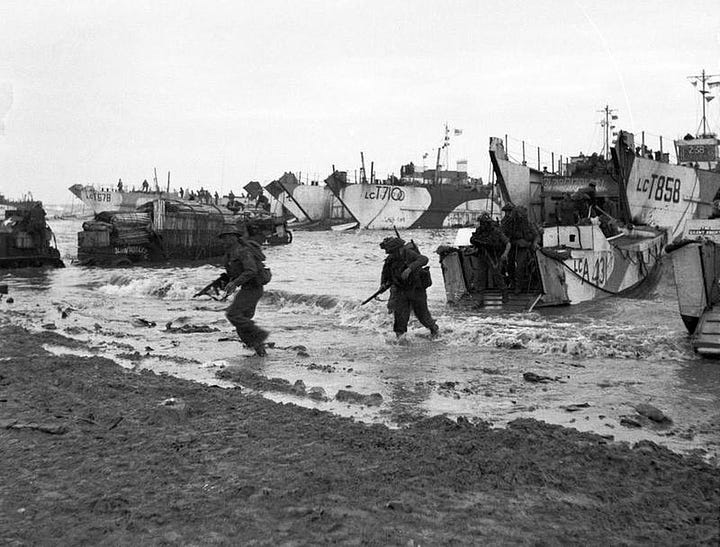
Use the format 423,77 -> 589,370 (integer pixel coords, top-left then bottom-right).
635,175 -> 681,203
573,256 -> 609,286
363,186 -> 405,201
87,191 -> 112,202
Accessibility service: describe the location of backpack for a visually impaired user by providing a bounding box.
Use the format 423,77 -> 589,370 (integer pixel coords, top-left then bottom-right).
259,266 -> 272,285
418,266 -> 432,289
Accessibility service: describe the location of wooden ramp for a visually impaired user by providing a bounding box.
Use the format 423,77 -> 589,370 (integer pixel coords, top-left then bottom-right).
692,307 -> 720,356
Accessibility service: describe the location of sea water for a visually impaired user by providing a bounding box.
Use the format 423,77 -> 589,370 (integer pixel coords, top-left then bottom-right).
1,215 -> 719,460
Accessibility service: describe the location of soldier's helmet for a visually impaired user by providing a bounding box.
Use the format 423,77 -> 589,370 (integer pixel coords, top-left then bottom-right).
501,203 -> 515,212
379,236 -> 405,252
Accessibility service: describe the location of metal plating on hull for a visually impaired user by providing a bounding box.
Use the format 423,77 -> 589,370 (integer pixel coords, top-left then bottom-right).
328,182 -> 496,229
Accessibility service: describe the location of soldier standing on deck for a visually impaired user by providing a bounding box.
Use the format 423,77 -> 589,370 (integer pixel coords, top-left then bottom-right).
219,227 -> 270,356
469,212 -> 511,291
379,237 -> 439,339
501,205 -> 540,294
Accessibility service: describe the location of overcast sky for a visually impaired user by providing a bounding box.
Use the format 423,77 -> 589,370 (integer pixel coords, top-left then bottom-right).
1,0 -> 719,204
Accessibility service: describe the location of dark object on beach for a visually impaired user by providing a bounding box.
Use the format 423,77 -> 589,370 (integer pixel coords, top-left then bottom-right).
620,416 -> 643,428
523,372 -> 559,383
0,198 -> 64,269
131,318 -> 157,328
165,321 -> 219,334
635,403 -> 672,424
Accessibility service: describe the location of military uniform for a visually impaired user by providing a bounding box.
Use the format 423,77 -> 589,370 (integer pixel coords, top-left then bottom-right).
500,206 -> 540,293
380,237 -> 438,338
221,231 -> 269,356
469,213 -> 510,290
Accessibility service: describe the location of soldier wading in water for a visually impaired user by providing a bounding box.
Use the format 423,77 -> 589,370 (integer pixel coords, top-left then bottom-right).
218,227 -> 271,356
378,236 -> 439,340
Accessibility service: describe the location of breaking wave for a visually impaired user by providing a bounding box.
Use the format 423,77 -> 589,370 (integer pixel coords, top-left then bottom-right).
434,312 -> 693,361
263,289 -> 343,310
98,274 -> 192,300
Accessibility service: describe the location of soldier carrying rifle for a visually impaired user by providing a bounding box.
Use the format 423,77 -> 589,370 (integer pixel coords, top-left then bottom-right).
372,236 -> 439,340
195,226 -> 272,356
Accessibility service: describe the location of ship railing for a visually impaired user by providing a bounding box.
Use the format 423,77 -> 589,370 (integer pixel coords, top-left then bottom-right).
632,130 -> 678,165
502,135 -> 568,176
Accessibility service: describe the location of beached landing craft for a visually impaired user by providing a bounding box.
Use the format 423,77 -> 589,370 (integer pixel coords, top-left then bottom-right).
260,172 -> 355,229
667,218 -> 720,355
437,134 -> 666,310
321,127 -> 498,230
0,194 -> 64,268
76,198 -> 290,266
69,180 -> 179,215
661,70 -> 720,354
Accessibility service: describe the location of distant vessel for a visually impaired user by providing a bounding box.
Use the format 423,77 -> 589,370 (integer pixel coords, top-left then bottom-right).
0,193 -> 64,268
325,127 -> 497,229
69,181 -> 178,214
438,127 -> 666,310
262,172 -> 354,228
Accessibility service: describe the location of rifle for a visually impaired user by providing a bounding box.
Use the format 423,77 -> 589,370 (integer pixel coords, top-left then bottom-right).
361,284 -> 390,305
193,274 -> 228,299
393,225 -> 419,252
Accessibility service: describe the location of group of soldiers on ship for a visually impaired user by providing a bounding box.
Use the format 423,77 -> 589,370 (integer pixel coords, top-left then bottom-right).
467,181 -> 608,296
467,204 -> 541,295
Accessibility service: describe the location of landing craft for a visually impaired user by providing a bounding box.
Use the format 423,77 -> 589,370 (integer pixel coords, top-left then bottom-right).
260,172 -> 355,229
324,126 -> 501,230
660,68 -> 720,354
437,127 -> 667,310
68,181 -> 177,215
76,198 -> 290,267
666,218 -> 720,355
0,194 -> 64,268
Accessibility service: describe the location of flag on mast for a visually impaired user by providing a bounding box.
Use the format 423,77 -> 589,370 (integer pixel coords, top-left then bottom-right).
454,128 -> 463,136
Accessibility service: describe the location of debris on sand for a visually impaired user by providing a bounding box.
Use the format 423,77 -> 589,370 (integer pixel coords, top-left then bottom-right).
165,320 -> 219,333
634,403 -> 672,424
335,389 -> 383,406
620,416 -> 643,428
523,371 -> 563,383
562,403 -> 591,412
132,318 -> 156,328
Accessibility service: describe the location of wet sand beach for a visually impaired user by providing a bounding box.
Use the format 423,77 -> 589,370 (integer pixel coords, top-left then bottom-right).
1,321 -> 719,545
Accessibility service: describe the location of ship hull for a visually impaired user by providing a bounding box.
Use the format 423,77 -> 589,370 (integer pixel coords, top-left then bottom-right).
69,184 -> 177,214
327,182 -> 496,229
666,218 -> 720,354
264,173 -> 353,225
439,225 -> 665,308
614,132 -> 720,241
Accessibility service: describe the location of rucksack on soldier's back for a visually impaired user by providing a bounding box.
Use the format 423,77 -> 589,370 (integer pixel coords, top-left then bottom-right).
259,267 -> 272,285
419,266 -> 432,288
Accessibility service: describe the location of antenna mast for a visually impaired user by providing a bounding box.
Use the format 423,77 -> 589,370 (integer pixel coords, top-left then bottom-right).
441,122 -> 450,171
688,69 -> 720,138
598,105 -> 618,160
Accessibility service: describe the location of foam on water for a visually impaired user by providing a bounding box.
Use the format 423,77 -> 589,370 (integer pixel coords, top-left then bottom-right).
2,215 -> 717,460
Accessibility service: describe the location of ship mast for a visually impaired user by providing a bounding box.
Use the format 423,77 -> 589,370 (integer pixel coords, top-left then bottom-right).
688,69 -> 720,138
598,105 -> 618,161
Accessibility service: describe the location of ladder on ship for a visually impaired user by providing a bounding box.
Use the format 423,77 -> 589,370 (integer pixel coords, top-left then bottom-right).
692,307 -> 720,356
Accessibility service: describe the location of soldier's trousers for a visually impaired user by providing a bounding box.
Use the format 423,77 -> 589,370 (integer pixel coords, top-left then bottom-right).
225,284 -> 268,347
513,246 -> 534,291
393,288 -> 437,336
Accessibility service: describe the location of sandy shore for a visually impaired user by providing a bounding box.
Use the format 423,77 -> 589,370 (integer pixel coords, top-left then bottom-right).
1,321 -> 719,545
